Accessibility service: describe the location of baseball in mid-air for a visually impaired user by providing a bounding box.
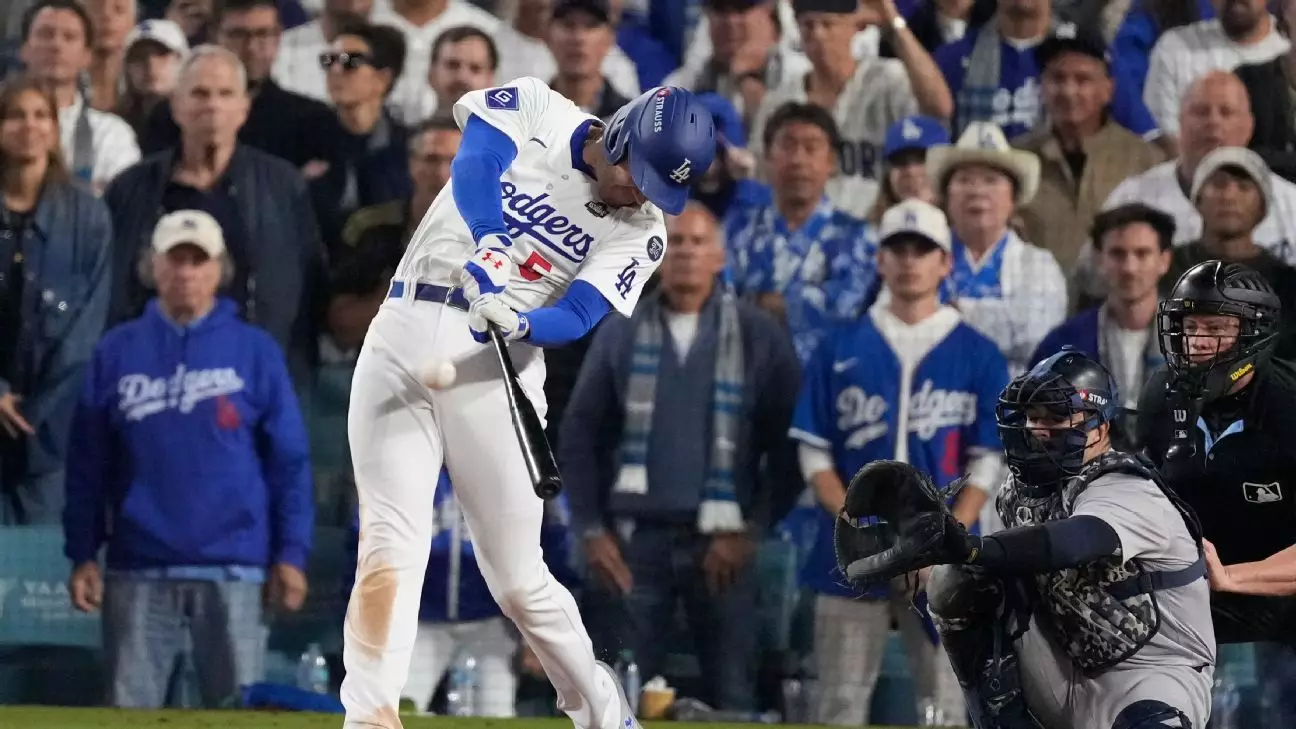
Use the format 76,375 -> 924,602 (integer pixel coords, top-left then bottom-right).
420,359 -> 457,390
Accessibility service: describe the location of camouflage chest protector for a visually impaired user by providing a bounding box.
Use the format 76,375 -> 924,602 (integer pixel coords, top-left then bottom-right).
998,451 -> 1206,675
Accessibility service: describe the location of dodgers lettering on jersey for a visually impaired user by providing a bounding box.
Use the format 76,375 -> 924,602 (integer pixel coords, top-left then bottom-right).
725,199 -> 877,363
394,76 -> 669,316
791,311 -> 1007,490
118,365 -> 246,422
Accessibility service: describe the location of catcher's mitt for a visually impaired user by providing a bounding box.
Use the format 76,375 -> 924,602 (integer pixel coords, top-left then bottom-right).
833,460 -> 971,588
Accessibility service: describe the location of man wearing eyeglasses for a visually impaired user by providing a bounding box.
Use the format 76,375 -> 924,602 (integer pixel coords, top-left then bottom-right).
138,0 -> 342,176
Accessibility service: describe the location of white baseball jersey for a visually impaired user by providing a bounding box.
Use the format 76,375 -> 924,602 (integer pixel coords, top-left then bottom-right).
747,58 -> 920,219
394,76 -> 669,318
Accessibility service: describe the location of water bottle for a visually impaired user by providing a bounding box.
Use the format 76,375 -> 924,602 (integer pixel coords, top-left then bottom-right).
1212,670 -> 1240,729
917,696 -> 942,726
296,643 -> 330,694
445,652 -> 479,717
620,650 -> 641,717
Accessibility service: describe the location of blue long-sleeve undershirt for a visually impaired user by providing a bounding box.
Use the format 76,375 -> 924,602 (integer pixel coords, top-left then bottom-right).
525,280 -> 612,347
450,116 -> 615,346
451,115 -> 518,243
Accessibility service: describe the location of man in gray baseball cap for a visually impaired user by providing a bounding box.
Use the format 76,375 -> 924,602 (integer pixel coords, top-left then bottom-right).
1162,147 -> 1296,359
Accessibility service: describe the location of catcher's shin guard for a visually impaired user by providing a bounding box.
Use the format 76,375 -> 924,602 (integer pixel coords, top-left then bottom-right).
927,566 -> 1044,729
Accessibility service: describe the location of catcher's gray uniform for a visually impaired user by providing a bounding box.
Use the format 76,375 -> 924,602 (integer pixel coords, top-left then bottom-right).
1014,472 -> 1215,729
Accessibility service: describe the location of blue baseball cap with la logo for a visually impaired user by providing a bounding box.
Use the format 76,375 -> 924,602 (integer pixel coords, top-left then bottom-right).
883,115 -> 950,160
603,87 -> 717,215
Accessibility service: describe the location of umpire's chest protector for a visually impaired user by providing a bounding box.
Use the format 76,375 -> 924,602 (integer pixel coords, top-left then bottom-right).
997,452 -> 1202,675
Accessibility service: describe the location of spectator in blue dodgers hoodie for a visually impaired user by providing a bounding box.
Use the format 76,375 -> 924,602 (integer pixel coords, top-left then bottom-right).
0,77 -> 113,525
343,468 -> 579,716
933,0 -> 1162,145
689,92 -> 770,221
726,102 -> 877,364
62,209 -> 314,709
560,203 -> 801,713
1029,202 -> 1171,450
789,199 -> 1009,727
865,113 -> 949,224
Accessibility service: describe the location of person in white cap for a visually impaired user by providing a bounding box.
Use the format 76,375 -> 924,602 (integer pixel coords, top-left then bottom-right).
116,19 -> 189,137
1164,146 -> 1296,358
64,208 -> 315,709
789,198 -> 1008,727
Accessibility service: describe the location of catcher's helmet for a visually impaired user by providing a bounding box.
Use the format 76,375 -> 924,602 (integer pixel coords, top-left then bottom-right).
603,87 -> 716,215
997,347 -> 1120,494
1158,260 -> 1280,401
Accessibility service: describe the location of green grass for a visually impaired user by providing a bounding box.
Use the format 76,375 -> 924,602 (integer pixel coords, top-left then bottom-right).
0,707 -> 882,729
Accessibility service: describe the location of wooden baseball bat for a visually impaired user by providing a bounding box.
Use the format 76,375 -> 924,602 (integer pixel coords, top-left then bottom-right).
488,324 -> 563,500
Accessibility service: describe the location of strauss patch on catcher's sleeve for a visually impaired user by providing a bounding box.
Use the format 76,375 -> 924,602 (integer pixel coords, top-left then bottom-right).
833,460 -> 971,588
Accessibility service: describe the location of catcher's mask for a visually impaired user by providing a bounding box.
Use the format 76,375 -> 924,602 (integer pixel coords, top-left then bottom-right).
1158,260 -> 1279,402
996,347 -> 1120,496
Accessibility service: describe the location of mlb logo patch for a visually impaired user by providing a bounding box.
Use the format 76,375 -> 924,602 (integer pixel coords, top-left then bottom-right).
486,87 -> 518,110
1243,482 -> 1283,504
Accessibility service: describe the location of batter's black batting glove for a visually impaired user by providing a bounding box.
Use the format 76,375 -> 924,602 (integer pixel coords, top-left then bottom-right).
833,460 -> 976,589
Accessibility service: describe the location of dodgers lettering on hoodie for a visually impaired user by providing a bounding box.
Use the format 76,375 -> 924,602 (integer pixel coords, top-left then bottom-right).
64,298 -> 314,572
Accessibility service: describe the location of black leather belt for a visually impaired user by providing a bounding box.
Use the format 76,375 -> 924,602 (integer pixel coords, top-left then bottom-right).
387,281 -> 469,312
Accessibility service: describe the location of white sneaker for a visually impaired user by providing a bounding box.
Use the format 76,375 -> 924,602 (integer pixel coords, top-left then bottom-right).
595,660 -> 643,729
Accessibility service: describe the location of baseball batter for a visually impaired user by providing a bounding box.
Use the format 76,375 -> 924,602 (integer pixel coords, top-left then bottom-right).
340,77 -> 715,729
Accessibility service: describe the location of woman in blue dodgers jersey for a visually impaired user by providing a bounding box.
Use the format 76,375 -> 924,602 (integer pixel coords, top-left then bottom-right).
789,199 -> 1010,726
343,468 -> 578,717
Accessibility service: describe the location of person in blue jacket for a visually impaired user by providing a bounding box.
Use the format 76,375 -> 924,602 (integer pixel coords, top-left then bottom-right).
344,467 -> 579,716
0,76 -> 113,525
62,209 -> 315,709
1030,202 -> 1172,452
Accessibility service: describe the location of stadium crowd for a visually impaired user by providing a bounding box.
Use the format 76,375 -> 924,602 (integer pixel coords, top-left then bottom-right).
0,0 -> 1294,724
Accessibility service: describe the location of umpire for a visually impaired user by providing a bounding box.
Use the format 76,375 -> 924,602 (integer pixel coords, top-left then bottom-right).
1138,259 -> 1296,718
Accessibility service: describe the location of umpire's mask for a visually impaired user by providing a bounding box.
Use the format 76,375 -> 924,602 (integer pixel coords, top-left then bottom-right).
996,347 -> 1120,496
1159,260 -> 1280,402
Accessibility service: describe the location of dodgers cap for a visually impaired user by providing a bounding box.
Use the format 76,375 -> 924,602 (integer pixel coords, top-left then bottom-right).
883,115 -> 950,159
878,199 -> 952,253
604,87 -> 717,215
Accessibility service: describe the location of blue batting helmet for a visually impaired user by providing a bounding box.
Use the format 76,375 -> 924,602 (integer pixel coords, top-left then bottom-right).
603,87 -> 716,215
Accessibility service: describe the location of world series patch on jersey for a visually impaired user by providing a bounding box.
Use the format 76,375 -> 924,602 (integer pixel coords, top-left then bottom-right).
394,77 -> 669,317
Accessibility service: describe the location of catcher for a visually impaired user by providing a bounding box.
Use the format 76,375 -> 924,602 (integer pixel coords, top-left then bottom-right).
834,348 -> 1216,729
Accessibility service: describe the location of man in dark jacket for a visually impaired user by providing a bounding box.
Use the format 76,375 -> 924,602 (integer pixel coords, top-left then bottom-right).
63,209 -> 314,709
137,0 -> 341,171
560,202 -> 800,712
103,44 -> 325,379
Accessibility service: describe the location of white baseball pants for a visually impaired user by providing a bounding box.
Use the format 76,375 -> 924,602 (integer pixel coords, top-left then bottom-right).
341,296 -> 618,729
404,617 -> 518,716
